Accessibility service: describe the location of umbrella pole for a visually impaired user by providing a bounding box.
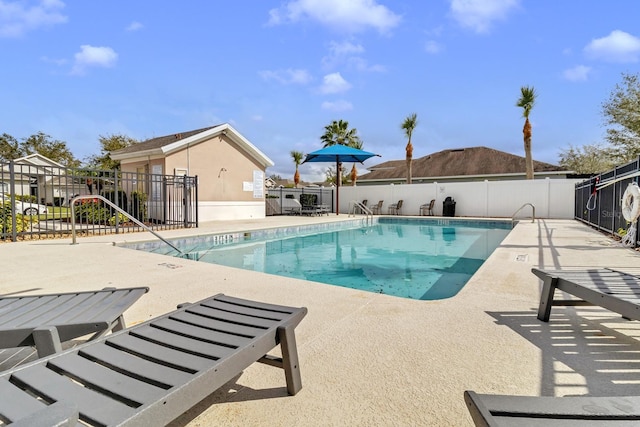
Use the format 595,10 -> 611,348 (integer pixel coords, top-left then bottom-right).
336,159 -> 340,215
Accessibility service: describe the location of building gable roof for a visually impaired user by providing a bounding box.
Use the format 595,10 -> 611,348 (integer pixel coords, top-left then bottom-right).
359,146 -> 568,181
110,124 -> 274,167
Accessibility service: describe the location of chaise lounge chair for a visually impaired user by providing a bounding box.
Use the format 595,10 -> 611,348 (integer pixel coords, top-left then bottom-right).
0,293 -> 307,426
534,267 -> 640,322
0,287 -> 149,357
464,267 -> 640,426
464,390 -> 640,426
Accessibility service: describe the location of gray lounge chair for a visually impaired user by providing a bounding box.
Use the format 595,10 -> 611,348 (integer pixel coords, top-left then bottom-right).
0,287 -> 149,357
0,293 -> 307,426
464,390 -> 640,426
533,268 -> 640,322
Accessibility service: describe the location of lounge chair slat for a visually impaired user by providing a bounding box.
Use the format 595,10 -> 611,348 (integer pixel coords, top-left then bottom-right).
0,295 -> 76,327
213,294 -> 299,315
79,342 -> 192,388
47,353 -> 166,405
167,312 -> 253,346
153,316 -> 250,348
107,332 -> 217,372
186,304 -> 277,329
204,299 -> 291,321
11,364 -> 136,426
183,305 -> 272,335
0,378 -> 49,423
129,324 -> 237,359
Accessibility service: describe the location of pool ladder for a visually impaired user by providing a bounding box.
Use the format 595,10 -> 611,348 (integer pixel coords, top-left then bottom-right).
349,200 -> 373,226
511,203 -> 535,227
70,195 -> 185,255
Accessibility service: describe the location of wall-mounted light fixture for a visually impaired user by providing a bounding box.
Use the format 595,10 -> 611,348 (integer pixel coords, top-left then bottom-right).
218,168 -> 227,178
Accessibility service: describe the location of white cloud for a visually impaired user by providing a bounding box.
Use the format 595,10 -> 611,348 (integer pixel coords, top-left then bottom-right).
0,0 -> 67,37
251,114 -> 263,121
259,68 -> 313,85
584,30 -> 640,63
425,40 -> 443,54
321,100 -> 353,112
563,65 -> 591,82
449,0 -> 519,34
268,0 -> 401,34
71,45 -> 118,75
319,72 -> 351,94
322,40 -> 385,72
126,21 -> 143,32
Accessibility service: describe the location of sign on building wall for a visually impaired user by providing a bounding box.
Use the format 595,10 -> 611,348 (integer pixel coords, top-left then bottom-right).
253,170 -> 264,198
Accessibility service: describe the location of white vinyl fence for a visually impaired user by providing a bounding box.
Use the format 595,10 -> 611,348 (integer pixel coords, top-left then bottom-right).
338,178 -> 583,219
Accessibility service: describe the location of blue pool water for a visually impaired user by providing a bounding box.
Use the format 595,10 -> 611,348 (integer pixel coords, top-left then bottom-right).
129,218 -> 511,300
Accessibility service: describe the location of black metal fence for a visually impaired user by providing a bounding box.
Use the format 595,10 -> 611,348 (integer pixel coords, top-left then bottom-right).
266,187 -> 334,215
575,156 -> 640,247
1,161 -> 198,241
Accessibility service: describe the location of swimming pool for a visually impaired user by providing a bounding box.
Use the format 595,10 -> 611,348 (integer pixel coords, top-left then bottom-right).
126,218 -> 511,300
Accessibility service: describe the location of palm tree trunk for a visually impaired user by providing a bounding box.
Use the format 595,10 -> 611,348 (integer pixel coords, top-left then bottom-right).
523,118 -> 533,179
294,168 -> 300,188
406,141 -> 413,184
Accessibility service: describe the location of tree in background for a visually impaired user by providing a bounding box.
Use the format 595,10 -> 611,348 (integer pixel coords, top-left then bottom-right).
558,144 -> 615,174
85,133 -> 138,170
401,113 -> 418,184
0,132 -> 79,167
320,119 -> 362,148
602,72 -> 640,163
516,86 -> 537,179
320,119 -> 363,186
0,134 -> 21,161
290,150 -> 304,188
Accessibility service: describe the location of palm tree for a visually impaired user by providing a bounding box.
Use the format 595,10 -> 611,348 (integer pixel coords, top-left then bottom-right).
516,86 -> 537,179
290,150 -> 304,188
401,113 -> 418,184
320,119 -> 362,148
320,119 -> 363,186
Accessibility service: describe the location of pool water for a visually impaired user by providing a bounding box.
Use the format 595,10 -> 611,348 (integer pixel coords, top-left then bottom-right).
155,220 -> 511,300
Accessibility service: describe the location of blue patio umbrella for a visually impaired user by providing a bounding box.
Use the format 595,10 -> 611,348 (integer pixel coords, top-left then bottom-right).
302,145 -> 381,214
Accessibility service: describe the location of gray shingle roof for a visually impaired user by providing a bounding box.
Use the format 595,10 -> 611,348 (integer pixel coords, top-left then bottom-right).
359,146 -> 564,180
111,126 -> 218,155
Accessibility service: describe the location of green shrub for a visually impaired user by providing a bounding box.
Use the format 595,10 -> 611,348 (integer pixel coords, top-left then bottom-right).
131,191 -> 148,222
75,199 -> 110,223
108,212 -> 129,226
1,201 -> 33,233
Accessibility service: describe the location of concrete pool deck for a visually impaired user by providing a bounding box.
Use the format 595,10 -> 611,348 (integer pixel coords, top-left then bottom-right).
1,216 -> 640,426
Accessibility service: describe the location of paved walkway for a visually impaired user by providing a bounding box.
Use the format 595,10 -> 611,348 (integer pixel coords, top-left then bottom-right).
1,217 -> 639,426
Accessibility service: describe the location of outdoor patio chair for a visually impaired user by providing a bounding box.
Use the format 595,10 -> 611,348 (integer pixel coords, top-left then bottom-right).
371,200 -> 384,215
464,390 -> 640,426
0,287 -> 149,357
0,293 -> 307,426
420,199 -> 435,216
388,200 -> 403,215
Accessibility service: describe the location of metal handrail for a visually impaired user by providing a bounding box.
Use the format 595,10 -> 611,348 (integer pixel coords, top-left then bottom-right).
349,200 -> 373,225
511,203 -> 535,226
70,195 -> 184,255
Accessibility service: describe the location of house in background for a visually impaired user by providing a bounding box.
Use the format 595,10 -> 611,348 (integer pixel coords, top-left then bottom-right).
110,124 -> 274,221
357,146 -> 573,185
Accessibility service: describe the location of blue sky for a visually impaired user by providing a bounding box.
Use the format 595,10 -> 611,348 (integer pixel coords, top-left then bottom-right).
2,1 -> 640,182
